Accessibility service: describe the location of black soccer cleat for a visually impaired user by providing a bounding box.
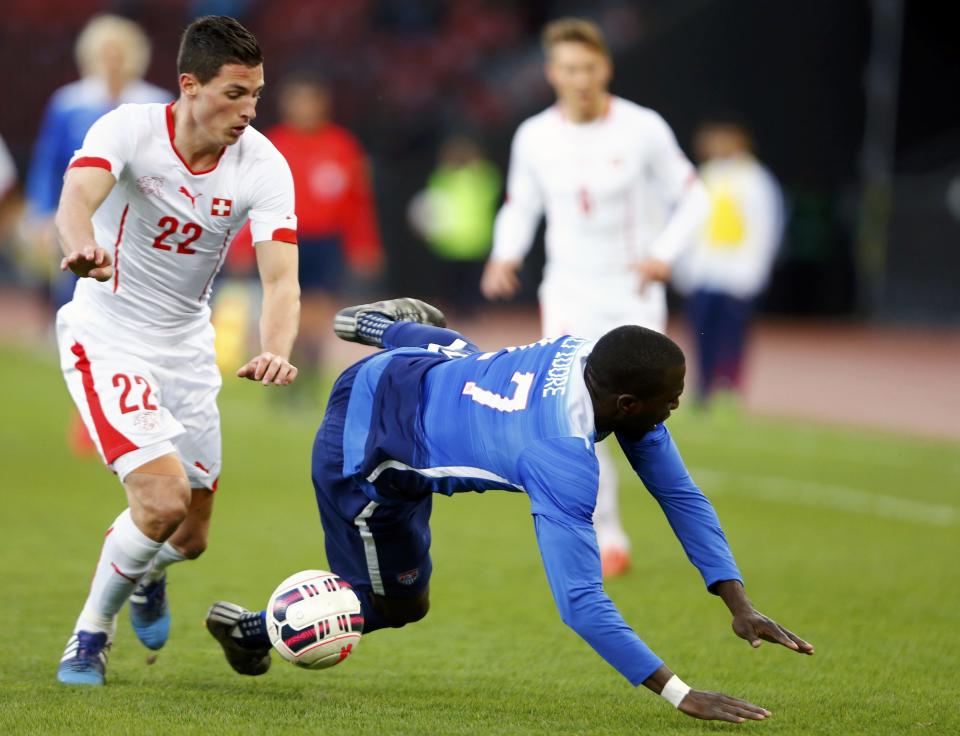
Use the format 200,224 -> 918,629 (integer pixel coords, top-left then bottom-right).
333,298 -> 446,348
206,601 -> 271,676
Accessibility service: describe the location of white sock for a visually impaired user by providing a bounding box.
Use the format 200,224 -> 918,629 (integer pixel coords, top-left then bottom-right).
593,441 -> 630,551
143,541 -> 188,583
75,508 -> 163,635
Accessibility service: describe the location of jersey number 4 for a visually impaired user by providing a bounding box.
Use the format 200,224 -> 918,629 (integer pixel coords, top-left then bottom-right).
152,216 -> 202,254
462,371 -> 534,412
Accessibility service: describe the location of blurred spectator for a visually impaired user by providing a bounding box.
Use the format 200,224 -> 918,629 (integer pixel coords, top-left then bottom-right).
673,117 -> 784,405
266,72 -> 383,391
0,134 -> 20,248
0,135 -> 15,202
24,14 -> 171,312
408,135 -> 500,314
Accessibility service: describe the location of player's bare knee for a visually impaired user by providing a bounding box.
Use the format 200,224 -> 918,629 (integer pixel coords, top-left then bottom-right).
125,473 -> 191,540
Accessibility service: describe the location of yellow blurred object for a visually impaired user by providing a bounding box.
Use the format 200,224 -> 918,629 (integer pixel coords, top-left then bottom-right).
705,187 -> 746,249
212,281 -> 252,372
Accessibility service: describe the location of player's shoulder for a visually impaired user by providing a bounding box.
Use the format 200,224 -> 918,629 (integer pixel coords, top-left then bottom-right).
49,78 -> 104,110
91,102 -> 165,137
512,106 -> 564,143
610,96 -> 672,130
236,125 -> 290,169
122,80 -> 174,104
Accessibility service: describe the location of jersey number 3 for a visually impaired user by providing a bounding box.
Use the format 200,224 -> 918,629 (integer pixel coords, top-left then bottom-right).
462,371 -> 534,413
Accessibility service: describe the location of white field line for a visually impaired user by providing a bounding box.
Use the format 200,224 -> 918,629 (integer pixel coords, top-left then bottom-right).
691,467 -> 959,528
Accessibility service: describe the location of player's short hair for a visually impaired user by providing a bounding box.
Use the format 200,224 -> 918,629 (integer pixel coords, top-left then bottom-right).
541,17 -> 610,59
177,15 -> 262,85
586,325 -> 685,398
76,14 -> 151,81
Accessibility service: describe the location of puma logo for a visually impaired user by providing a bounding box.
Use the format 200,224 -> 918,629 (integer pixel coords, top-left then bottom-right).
178,186 -> 202,208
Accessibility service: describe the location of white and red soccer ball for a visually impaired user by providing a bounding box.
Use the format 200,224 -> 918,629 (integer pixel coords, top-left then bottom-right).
266,570 -> 363,669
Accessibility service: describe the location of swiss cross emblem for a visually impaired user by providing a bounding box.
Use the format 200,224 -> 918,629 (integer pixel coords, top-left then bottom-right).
211,197 -> 232,216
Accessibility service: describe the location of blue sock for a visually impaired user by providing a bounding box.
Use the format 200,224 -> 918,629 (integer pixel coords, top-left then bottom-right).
382,322 -> 479,354
357,590 -> 391,634
232,610 -> 270,649
356,312 -> 394,346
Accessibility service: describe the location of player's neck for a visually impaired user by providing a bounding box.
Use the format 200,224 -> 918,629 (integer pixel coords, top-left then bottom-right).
170,101 -> 226,170
558,94 -> 610,124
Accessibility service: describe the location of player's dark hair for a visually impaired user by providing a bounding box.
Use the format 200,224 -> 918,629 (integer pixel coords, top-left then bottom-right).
586,325 -> 685,398
177,16 -> 262,85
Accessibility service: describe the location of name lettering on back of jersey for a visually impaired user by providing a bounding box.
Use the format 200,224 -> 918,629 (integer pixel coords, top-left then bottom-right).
211,197 -> 233,216
178,186 -> 202,208
542,337 -> 587,397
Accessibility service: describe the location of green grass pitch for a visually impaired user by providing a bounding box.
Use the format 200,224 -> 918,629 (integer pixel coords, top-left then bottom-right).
0,345 -> 957,735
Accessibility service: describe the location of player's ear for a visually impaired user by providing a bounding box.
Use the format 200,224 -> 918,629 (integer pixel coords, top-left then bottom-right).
615,394 -> 639,415
179,72 -> 200,98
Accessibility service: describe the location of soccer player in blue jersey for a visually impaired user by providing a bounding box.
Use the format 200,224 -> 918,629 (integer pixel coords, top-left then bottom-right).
208,298 -> 813,723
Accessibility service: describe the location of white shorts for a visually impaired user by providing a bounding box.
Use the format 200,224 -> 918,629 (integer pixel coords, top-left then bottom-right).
539,278 -> 667,340
56,300 -> 222,490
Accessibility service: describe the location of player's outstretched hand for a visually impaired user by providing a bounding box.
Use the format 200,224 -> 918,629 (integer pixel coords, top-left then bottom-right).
732,609 -> 815,655
678,689 -> 771,724
632,257 -> 671,293
61,246 -> 113,282
236,352 -> 298,386
480,258 -> 521,300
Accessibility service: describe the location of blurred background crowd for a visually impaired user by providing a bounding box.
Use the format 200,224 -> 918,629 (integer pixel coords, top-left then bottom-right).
0,0 -> 957,437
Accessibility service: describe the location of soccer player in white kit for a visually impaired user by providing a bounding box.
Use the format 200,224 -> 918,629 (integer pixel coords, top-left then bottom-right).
481,18 -> 710,578
54,16 -> 300,685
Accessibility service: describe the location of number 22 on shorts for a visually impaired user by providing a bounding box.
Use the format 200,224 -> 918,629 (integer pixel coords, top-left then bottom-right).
113,373 -> 158,414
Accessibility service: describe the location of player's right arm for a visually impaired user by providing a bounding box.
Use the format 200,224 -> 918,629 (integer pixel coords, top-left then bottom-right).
519,436 -> 773,723
482,123 -> 543,300
55,167 -> 117,282
55,106 -> 135,282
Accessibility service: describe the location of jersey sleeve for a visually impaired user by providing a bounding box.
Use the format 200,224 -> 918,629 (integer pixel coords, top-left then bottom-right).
644,112 -> 708,264
66,106 -> 136,180
518,436 -> 665,686
616,426 -> 742,589
247,147 -> 298,246
490,122 -> 544,262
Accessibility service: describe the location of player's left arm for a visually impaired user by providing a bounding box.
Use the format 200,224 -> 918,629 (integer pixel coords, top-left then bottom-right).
635,114 -> 710,289
238,149 -> 301,386
617,427 -> 813,655
236,240 -> 300,385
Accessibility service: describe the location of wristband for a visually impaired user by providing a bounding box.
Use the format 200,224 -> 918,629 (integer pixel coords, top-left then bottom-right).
660,675 -> 691,708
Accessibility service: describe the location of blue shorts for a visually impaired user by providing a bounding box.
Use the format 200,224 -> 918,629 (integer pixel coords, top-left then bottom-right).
312,360 -> 433,599
299,236 -> 346,292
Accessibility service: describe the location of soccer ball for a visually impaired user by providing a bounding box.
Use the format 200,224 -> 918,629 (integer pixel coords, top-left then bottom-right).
266,569 -> 364,669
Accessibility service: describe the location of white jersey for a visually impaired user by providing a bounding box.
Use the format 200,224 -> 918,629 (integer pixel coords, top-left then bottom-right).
68,102 -> 297,333
492,96 -> 706,335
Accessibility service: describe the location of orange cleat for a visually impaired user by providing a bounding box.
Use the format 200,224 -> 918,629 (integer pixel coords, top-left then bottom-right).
600,547 -> 631,578
68,410 -> 98,458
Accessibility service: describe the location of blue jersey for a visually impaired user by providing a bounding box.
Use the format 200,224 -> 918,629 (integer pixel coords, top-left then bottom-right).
341,324 -> 742,685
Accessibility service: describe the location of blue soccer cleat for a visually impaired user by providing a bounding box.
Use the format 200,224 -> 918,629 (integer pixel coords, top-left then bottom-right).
129,574 -> 170,650
57,631 -> 111,685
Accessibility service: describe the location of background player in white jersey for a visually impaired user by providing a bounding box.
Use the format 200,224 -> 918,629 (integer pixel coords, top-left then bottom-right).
54,16 -> 300,686
481,18 -> 709,577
